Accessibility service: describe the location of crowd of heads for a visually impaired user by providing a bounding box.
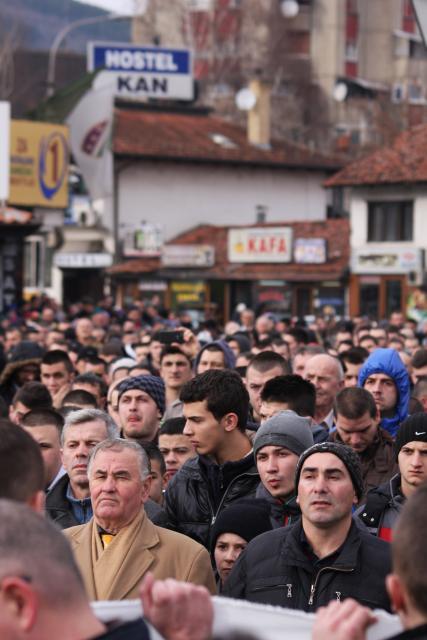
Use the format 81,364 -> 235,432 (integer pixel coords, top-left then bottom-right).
1,297 -> 427,631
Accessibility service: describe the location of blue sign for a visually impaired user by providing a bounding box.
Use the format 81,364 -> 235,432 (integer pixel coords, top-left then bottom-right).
88,42 -> 191,75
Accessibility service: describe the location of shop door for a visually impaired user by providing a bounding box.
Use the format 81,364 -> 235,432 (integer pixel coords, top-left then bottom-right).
352,276 -> 405,319
294,287 -> 312,318
359,282 -> 380,318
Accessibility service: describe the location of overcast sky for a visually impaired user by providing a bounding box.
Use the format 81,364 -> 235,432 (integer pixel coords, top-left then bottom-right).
75,0 -> 137,15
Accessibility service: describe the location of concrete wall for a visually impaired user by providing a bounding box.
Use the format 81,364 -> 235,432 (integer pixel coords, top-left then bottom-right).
117,161 -> 331,241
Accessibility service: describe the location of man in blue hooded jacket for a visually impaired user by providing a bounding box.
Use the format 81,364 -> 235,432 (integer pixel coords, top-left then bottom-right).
358,348 -> 410,438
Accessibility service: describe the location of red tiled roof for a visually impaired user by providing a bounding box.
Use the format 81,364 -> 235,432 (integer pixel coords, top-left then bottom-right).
113,108 -> 342,171
325,124 -> 427,187
109,219 -> 350,281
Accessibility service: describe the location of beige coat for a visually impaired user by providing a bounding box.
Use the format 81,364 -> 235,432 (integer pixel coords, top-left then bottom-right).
64,509 -> 216,600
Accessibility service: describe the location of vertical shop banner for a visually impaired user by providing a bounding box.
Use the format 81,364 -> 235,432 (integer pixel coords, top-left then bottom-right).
9,120 -> 69,208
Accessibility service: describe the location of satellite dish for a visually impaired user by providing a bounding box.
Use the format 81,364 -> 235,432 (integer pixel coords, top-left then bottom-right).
235,88 -> 257,111
280,0 -> 300,18
333,82 -> 348,102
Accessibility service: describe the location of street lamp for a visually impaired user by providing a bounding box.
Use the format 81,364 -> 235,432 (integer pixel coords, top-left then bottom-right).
46,13 -> 131,98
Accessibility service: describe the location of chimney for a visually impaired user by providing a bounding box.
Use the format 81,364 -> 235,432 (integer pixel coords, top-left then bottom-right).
248,79 -> 271,148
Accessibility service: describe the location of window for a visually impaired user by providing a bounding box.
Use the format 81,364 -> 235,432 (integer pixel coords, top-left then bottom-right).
367,201 -> 413,242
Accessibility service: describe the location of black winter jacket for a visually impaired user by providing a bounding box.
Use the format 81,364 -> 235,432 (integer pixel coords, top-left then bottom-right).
223,519 -> 391,612
45,474 -> 86,529
164,453 -> 259,547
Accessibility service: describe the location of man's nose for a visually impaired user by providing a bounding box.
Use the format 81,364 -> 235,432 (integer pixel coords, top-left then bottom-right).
101,475 -> 116,491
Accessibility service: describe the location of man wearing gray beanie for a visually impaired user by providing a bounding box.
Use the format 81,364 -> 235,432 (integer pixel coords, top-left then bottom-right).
224,440 -> 391,612
253,410 -> 313,527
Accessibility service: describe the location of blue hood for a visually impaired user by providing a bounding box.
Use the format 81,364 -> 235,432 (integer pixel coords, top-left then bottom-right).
358,348 -> 410,437
193,339 -> 236,373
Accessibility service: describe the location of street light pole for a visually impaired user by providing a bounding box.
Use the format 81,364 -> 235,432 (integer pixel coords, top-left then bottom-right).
46,13 -> 130,98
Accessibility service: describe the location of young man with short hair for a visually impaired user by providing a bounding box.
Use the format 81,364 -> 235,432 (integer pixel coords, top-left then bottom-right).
358,413 -> 427,540
245,351 -> 290,423
259,374 -> 328,443
21,408 -> 65,492
331,387 -> 398,502
41,349 -> 75,408
160,346 -> 193,418
159,417 -> 196,484
164,369 -> 259,547
8,381 -> 52,424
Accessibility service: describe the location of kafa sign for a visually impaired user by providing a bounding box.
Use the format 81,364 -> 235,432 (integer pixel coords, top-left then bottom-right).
87,42 -> 194,101
228,227 -> 292,263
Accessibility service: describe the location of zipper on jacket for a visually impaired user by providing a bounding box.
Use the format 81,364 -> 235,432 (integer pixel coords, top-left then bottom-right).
308,566 -> 354,606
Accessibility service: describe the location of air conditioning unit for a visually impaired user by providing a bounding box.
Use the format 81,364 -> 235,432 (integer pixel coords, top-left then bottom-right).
391,83 -> 406,103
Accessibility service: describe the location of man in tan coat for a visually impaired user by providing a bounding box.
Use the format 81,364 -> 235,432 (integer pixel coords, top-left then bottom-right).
64,438 -> 216,600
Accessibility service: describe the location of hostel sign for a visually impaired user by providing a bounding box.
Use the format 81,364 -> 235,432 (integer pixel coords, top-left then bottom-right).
228,227 -> 293,263
87,42 -> 194,101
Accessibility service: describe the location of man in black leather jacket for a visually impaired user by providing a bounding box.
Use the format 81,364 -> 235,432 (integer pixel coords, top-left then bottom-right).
224,442 -> 391,612
164,369 -> 259,548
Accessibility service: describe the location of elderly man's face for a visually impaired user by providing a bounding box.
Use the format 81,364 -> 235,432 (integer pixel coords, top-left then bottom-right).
90,447 -> 151,531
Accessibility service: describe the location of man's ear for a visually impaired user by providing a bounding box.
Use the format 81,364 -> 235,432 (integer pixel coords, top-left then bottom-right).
222,412 -> 239,432
141,476 -> 152,503
27,491 -> 45,514
386,573 -> 407,615
0,576 -> 38,632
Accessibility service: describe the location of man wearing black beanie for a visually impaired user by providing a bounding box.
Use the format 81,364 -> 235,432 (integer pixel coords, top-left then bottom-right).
224,441 -> 391,612
358,412 -> 427,540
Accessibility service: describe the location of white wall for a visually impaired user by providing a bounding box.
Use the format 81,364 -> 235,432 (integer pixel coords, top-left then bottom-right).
350,186 -> 427,251
117,161 -> 331,241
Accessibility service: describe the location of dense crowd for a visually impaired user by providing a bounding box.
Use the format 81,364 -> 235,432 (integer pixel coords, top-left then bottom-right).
1,294 -> 427,640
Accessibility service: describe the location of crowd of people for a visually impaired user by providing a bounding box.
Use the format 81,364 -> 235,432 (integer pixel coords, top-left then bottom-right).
1,294 -> 427,638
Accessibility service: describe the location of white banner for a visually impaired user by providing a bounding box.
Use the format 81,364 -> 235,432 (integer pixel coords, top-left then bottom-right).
0,101 -> 10,201
66,73 -> 115,201
93,596 -> 402,640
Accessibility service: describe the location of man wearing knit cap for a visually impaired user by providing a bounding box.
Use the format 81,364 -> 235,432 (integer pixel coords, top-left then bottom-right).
224,441 -> 391,612
253,410 -> 313,527
117,375 -> 165,443
358,412 -> 427,541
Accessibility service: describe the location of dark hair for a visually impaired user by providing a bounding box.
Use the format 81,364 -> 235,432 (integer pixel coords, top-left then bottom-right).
393,483 -> 427,615
247,351 -> 290,375
334,387 -> 377,419
76,354 -> 107,370
260,374 -> 316,418
412,348 -> 427,369
160,345 -> 191,364
0,419 -> 45,501
180,369 -> 249,431
0,397 -> 7,418
413,377 -> 427,399
339,347 -> 369,368
21,408 -> 64,434
138,441 -> 166,476
285,327 -> 309,345
41,350 -> 74,372
159,417 -> 186,436
74,373 -> 108,397
62,389 -> 98,408
12,381 -> 52,410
